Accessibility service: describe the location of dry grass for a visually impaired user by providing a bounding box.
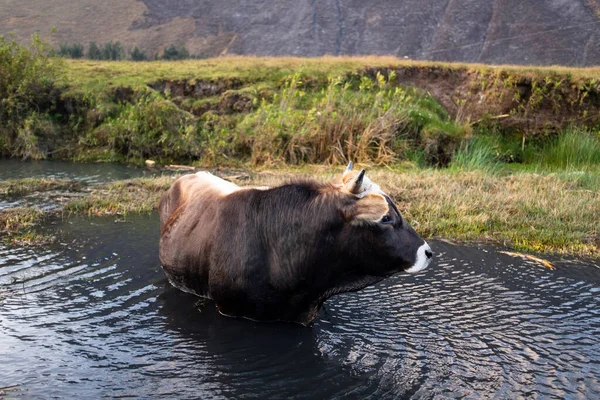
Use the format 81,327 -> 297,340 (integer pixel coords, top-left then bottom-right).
0,178 -> 82,197
371,169 -> 600,256
1,167 -> 598,257
63,176 -> 176,216
0,207 -> 45,234
236,166 -> 600,257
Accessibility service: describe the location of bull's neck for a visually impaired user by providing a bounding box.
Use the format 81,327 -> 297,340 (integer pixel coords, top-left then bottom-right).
318,273 -> 384,305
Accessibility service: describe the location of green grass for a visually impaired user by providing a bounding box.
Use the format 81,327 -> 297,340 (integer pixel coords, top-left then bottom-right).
61,57 -> 600,95
5,37 -> 600,168
450,136 -> 501,173
531,127 -> 600,170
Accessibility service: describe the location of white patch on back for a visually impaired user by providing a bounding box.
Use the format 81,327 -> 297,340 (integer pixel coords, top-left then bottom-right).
194,171 -> 240,196
406,242 -> 432,273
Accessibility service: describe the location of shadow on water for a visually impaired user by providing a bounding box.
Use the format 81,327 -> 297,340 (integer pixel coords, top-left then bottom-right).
1,193 -> 600,397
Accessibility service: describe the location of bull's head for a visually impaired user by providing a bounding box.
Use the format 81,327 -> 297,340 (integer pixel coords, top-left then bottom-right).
336,162 -> 432,275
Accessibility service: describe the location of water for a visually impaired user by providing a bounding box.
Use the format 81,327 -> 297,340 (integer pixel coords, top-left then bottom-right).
0,159 -> 152,183
1,214 -> 599,399
0,159 -> 163,211
1,161 -> 600,399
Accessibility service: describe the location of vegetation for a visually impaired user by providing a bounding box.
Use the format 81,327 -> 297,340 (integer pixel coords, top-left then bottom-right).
63,176 -> 173,216
85,41 -> 124,60
1,37 -> 599,257
160,44 -> 190,60
7,43 -> 595,168
530,127 -> 600,170
0,34 -> 62,160
57,42 -> 84,59
58,41 -> 192,61
86,41 -> 102,60
0,178 -> 82,196
130,46 -> 147,61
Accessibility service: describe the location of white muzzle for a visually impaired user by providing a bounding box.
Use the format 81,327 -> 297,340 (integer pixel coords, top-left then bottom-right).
406,242 -> 432,273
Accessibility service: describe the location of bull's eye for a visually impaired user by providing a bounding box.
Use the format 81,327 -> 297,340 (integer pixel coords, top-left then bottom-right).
380,215 -> 393,224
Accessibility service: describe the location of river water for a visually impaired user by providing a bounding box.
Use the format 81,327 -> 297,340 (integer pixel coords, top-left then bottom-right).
1,162 -> 600,399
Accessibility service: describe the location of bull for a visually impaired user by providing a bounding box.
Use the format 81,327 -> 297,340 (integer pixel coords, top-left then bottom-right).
159,163 -> 432,325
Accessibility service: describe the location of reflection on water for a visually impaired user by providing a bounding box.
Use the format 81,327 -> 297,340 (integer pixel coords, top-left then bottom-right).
1,214 -> 600,399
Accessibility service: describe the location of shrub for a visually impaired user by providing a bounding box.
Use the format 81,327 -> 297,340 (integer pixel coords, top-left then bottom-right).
130,47 -> 147,61
0,34 -> 61,159
161,45 -> 190,60
88,92 -> 201,161
86,41 -> 102,60
57,42 -> 84,58
237,73 -> 421,165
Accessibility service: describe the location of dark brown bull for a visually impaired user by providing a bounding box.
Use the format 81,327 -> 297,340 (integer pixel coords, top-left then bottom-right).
159,163 -> 432,325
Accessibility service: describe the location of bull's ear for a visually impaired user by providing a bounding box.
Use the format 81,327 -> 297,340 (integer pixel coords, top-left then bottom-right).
344,193 -> 389,224
342,169 -> 367,194
341,161 -> 354,182
345,161 -> 353,174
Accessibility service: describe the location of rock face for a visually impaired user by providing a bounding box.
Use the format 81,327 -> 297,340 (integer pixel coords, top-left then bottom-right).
136,0 -> 600,65
3,0 -> 600,65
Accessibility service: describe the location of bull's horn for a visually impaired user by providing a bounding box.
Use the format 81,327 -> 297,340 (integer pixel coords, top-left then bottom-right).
349,169 -> 366,194
345,161 -> 353,173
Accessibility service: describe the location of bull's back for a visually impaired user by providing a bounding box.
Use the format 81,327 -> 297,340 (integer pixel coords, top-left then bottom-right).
159,172 -> 240,296
159,172 -> 239,232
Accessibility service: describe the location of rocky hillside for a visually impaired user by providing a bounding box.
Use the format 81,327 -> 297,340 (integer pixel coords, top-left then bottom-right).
2,0 -> 600,65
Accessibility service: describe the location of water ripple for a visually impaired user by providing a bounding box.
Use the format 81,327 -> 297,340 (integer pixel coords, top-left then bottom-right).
1,217 -> 600,399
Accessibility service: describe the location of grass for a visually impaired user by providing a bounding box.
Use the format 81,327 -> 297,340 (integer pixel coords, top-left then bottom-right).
0,178 -> 82,197
0,206 -> 56,246
450,136 -> 500,173
1,167 -> 598,256
61,57 -> 600,93
531,127 -> 600,170
376,169 -> 600,256
5,37 -> 600,167
63,176 -> 174,216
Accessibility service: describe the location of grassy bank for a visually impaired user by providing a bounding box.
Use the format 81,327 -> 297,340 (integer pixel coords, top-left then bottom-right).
1,166 -> 598,257
2,36 -> 600,168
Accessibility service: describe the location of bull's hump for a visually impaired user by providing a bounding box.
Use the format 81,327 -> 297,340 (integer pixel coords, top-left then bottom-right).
193,171 -> 240,197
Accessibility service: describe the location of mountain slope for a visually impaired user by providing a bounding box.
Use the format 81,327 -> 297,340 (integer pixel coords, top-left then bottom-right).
2,0 -> 599,65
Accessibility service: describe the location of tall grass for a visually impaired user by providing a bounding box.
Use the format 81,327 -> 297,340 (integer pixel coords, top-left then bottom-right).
532,127 -> 600,170
450,136 -> 500,173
